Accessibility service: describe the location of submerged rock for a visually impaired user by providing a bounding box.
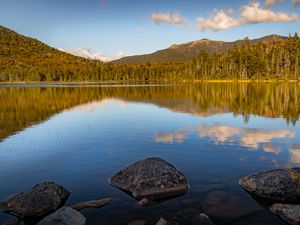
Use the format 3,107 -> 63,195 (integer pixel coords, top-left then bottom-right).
191,213 -> 215,225
138,198 -> 151,207
270,203 -> 300,225
156,218 -> 169,225
109,157 -> 189,200
201,191 -> 259,221
0,182 -> 70,218
37,207 -> 86,225
239,168 -> 300,203
127,219 -> 147,225
71,198 -> 112,211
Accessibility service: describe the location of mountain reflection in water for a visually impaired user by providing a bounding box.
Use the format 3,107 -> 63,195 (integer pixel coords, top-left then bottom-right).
1,82 -> 299,142
0,83 -> 300,225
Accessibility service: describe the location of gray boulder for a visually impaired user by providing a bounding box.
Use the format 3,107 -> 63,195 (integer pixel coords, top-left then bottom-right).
239,168 -> 300,203
270,203 -> 300,225
0,182 -> 70,218
37,207 -> 86,225
109,157 -> 189,200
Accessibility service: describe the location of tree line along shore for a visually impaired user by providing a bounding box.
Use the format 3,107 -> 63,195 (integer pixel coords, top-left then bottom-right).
1,25 -> 299,82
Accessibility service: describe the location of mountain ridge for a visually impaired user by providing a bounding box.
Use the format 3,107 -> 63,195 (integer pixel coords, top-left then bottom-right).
112,34 -> 286,64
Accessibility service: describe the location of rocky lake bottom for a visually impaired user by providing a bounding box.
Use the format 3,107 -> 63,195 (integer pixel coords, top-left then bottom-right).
0,83 -> 300,225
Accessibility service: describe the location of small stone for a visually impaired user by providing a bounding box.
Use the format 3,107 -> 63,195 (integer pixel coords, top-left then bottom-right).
270,203 -> 300,225
109,157 -> 189,200
127,219 -> 147,225
138,198 -> 150,207
0,182 -> 70,218
37,207 -> 86,225
191,213 -> 215,225
239,168 -> 300,203
156,218 -> 169,225
71,198 -> 112,211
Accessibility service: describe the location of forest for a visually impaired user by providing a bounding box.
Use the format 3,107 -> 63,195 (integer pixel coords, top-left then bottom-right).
0,25 -> 299,82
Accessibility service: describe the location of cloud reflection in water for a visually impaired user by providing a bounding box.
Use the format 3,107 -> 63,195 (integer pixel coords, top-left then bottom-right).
154,125 -> 295,153
290,144 -> 300,164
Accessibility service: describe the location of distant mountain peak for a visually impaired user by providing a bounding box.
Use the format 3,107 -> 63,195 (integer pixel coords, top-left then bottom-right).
168,38 -> 223,49
113,34 -> 287,64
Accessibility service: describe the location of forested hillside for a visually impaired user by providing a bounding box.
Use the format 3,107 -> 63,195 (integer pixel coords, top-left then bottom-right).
0,25 -> 299,82
0,25 -> 106,82
188,35 -> 300,80
112,35 -> 285,64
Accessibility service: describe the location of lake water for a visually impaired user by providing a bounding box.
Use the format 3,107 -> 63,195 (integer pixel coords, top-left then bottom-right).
0,83 -> 299,225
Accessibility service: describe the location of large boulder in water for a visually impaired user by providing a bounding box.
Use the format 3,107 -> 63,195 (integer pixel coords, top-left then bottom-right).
37,207 -> 86,225
0,182 -> 70,218
270,203 -> 300,225
239,168 -> 300,203
109,157 -> 189,200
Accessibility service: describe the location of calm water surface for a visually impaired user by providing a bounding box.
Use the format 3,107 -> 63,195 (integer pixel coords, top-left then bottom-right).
0,83 -> 300,225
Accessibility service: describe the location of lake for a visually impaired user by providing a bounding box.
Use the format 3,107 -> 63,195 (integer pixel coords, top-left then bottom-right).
0,83 -> 299,225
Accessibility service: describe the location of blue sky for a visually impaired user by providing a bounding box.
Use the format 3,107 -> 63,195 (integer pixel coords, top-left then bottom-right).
0,0 -> 300,60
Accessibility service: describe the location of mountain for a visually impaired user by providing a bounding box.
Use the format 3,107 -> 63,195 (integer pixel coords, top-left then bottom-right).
112,35 -> 286,64
0,25 -> 103,82
0,24 -> 296,82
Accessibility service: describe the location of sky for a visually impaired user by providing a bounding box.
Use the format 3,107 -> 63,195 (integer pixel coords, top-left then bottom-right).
0,0 -> 300,61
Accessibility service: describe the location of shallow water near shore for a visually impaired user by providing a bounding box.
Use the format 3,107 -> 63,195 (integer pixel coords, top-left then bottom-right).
0,83 -> 300,225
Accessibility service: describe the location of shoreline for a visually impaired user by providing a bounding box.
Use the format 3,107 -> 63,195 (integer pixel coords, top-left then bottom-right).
0,79 -> 299,85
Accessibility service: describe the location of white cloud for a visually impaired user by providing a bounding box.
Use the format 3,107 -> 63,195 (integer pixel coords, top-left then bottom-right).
195,2 -> 297,31
265,0 -> 283,7
151,12 -> 185,25
197,9 -> 240,31
241,3 -> 298,24
59,48 -> 126,62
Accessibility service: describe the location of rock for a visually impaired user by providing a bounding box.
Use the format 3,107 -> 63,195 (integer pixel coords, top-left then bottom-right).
127,219 -> 147,225
239,168 -> 300,203
0,182 -> 70,218
138,198 -> 150,207
109,157 -> 189,200
191,213 -> 215,225
71,198 -> 112,211
270,203 -> 300,225
156,218 -> 169,225
37,207 -> 86,225
201,191 -> 259,221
